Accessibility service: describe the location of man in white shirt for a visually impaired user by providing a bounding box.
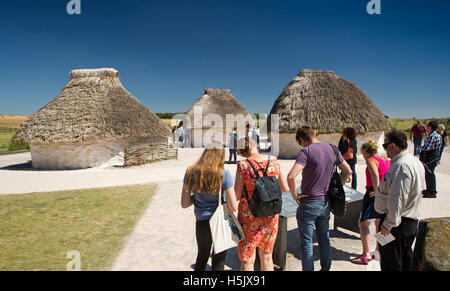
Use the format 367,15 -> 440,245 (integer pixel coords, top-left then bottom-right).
375,130 -> 425,271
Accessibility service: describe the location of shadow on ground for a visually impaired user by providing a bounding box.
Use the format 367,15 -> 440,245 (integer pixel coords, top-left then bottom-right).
189,228 -> 361,271
287,229 -> 360,264
0,161 -> 33,170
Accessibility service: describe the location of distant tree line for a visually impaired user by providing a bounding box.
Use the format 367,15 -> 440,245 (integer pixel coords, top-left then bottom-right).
155,113 -> 186,119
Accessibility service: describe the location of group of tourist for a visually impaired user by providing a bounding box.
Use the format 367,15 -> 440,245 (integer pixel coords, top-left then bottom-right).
410,119 -> 448,163
228,125 -> 260,163
351,120 -> 447,269
181,137 -> 288,271
180,121 -> 446,271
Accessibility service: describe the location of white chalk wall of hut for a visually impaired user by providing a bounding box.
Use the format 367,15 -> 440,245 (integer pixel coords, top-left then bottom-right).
30,138 -> 179,170
30,141 -> 125,170
277,131 -> 386,159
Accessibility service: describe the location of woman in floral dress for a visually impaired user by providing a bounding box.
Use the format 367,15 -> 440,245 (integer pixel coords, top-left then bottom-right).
227,137 -> 288,271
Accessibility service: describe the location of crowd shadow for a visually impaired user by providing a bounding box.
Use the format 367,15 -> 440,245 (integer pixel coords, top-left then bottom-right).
286,228 -> 360,263
190,228 -> 361,271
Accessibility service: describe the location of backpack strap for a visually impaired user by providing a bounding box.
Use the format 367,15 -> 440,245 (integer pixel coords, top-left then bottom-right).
246,159 -> 263,177
246,156 -> 272,177
264,155 -> 271,176
329,144 -> 340,171
243,184 -> 250,200
325,144 -> 340,195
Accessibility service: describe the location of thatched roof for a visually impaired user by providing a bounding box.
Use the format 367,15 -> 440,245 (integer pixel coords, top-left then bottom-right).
13,68 -> 170,144
267,69 -> 390,134
186,89 -> 252,128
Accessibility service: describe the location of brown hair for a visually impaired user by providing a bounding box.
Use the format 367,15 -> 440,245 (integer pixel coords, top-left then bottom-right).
343,127 -> 357,140
184,141 -> 225,195
296,126 -> 316,144
361,140 -> 378,156
237,136 -> 257,157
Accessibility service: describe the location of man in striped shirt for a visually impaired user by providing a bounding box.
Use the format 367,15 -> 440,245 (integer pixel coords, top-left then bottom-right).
419,121 -> 443,198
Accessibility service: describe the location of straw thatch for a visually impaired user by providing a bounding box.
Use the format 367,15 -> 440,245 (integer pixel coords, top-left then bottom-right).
186,89 -> 251,129
184,88 -> 253,148
267,69 -> 390,134
13,68 -> 170,144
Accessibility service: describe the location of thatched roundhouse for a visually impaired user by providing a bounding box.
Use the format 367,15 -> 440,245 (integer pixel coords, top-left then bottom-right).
13,68 -> 177,169
185,89 -> 253,147
267,69 -> 390,158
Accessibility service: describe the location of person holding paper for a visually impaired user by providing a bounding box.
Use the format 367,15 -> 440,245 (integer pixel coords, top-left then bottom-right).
351,140 -> 390,265
375,130 -> 426,271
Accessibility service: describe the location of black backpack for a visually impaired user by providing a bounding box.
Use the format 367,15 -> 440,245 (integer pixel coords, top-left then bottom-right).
243,157 -> 283,218
327,145 -> 346,218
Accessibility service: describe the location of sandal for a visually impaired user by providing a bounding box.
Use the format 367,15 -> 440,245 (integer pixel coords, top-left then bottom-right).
351,255 -> 371,265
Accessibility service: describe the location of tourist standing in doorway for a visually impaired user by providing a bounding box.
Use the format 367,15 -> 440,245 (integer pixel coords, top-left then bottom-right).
181,142 -> 235,271
339,127 -> 358,189
227,137 -> 288,271
255,125 -> 261,151
351,140 -> 390,265
178,121 -> 185,148
375,130 -> 425,271
419,121 -> 443,198
437,124 -> 448,164
410,120 -> 427,156
288,126 -> 352,271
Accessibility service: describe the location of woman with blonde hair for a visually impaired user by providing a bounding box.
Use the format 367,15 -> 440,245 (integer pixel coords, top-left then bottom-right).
226,137 -> 289,271
181,141 -> 235,271
351,140 -> 390,265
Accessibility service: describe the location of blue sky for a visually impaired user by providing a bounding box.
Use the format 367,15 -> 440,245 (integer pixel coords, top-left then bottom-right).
1,0 -> 449,118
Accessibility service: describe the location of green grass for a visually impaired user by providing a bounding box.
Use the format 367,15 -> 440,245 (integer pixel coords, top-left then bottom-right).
0,126 -> 29,152
388,119 -> 415,137
388,118 -> 450,137
0,126 -> 16,149
0,184 -> 157,271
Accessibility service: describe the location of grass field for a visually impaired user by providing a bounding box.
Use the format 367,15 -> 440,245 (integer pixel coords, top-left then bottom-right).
0,184 -> 157,271
0,126 -> 16,149
0,115 -> 28,128
388,118 -> 450,137
0,116 -> 29,152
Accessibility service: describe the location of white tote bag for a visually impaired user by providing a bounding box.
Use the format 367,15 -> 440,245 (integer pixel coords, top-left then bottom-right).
209,191 -> 245,254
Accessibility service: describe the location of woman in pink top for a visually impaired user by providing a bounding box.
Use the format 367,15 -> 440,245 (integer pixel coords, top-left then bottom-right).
351,140 -> 391,265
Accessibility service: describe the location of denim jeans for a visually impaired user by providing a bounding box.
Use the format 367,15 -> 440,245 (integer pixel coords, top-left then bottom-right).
349,163 -> 357,190
296,199 -> 332,271
229,149 -> 237,162
413,138 -> 423,156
